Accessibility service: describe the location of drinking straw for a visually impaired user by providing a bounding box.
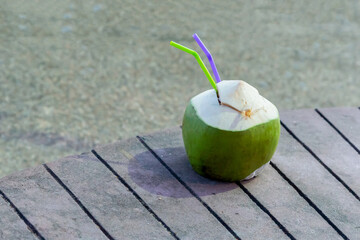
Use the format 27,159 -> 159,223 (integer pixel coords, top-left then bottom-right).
193,33 -> 221,83
170,41 -> 218,93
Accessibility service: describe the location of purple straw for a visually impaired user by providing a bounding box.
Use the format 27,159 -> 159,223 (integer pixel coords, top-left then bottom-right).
193,33 -> 221,83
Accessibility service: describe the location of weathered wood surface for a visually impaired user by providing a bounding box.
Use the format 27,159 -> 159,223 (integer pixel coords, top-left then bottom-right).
0,107 -> 359,240
141,128 -> 340,239
46,153 -> 173,239
0,194 -> 37,240
281,109 -> 360,197
0,166 -> 108,240
94,138 -> 235,240
317,107 -> 360,152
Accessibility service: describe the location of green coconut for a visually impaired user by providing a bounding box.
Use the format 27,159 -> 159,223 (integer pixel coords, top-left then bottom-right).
182,80 -> 280,182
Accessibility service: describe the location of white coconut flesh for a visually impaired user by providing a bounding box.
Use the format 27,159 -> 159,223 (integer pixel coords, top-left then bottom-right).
191,80 -> 279,131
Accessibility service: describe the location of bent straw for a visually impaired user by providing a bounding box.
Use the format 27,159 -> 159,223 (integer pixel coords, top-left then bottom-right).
193,33 -> 221,83
170,41 -> 218,93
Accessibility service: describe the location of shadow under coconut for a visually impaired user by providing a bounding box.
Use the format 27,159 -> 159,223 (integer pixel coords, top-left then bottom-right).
128,146 -> 253,198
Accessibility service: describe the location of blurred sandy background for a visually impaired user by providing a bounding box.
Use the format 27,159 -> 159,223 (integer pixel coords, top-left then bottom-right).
0,0 -> 359,177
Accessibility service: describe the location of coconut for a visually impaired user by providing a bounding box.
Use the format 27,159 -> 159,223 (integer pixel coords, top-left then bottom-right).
182,80 -> 280,182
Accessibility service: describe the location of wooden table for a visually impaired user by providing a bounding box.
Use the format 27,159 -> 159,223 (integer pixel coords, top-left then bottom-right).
0,107 -> 359,240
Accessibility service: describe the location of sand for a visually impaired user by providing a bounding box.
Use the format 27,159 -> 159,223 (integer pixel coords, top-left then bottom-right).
0,0 -> 359,177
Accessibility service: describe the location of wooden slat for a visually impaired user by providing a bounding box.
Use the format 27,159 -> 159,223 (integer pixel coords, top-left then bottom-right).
93,138 -> 235,240
141,127 -> 340,240
0,196 -> 37,240
281,109 -> 360,197
317,107 -> 360,151
0,166 -> 108,240
273,126 -> 360,239
46,153 -> 173,239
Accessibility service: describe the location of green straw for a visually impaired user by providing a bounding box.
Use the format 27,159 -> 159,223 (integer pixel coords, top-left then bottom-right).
170,41 -> 218,93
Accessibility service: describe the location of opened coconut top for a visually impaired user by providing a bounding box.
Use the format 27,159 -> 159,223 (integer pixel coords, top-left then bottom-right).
191,80 -> 279,131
